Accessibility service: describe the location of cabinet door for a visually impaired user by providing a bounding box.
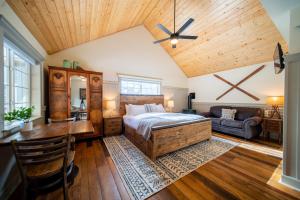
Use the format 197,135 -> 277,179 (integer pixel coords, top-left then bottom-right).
49,69 -> 68,119
89,73 -> 103,135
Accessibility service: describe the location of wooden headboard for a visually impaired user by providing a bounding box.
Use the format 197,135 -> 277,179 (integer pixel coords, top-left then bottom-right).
119,95 -> 164,115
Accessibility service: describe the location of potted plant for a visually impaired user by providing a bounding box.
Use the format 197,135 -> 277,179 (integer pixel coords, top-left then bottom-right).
4,106 -> 35,131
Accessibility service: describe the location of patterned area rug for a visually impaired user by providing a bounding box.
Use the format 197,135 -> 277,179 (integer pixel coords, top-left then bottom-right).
103,135 -> 238,200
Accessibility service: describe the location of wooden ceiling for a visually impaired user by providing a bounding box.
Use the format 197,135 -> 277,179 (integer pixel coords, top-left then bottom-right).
7,0 -> 288,77
7,0 -> 159,54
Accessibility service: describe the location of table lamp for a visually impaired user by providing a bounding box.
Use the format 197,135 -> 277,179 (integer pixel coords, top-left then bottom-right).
167,100 -> 174,112
106,100 -> 116,117
266,96 -> 284,119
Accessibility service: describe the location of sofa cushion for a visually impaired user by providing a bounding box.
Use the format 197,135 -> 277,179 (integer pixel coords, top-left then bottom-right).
211,118 -> 222,125
210,106 -> 232,118
221,119 -> 243,129
233,107 -> 263,121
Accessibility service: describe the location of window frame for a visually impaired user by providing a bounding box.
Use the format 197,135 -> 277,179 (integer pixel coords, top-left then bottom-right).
118,74 -> 162,95
3,42 -> 32,113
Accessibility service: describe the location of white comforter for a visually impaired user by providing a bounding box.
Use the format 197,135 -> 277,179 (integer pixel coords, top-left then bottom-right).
123,112 -> 206,140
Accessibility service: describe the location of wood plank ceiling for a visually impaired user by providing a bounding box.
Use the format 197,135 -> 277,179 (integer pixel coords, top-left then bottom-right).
7,0 -> 288,77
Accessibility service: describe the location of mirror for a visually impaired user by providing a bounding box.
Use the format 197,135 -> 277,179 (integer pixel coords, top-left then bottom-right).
70,75 -> 87,120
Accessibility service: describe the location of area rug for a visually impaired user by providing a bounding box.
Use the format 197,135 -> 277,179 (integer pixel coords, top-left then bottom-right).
103,135 -> 238,200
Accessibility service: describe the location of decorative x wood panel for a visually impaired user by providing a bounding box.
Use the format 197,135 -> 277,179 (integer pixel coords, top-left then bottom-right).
214,65 -> 266,101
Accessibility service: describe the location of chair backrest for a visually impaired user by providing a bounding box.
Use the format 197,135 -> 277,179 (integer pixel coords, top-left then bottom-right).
48,118 -> 76,124
11,135 -> 71,180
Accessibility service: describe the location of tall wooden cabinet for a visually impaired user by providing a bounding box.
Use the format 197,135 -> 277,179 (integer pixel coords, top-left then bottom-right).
48,66 -> 103,138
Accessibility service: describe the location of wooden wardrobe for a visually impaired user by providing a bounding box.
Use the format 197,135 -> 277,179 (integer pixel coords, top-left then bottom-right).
48,66 -> 103,138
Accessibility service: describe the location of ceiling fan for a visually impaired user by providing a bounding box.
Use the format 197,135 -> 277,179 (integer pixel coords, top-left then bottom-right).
153,0 -> 198,48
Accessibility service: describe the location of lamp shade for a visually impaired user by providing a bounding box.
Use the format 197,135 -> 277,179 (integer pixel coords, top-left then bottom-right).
266,96 -> 284,106
167,100 -> 174,108
106,100 -> 116,110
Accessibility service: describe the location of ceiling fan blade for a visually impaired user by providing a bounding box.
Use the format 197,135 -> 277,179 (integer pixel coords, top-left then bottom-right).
178,35 -> 198,40
176,18 -> 194,34
157,24 -> 173,35
153,37 -> 170,44
172,44 -> 176,48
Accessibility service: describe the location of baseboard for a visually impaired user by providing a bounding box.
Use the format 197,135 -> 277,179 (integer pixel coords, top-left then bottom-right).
280,174 -> 300,191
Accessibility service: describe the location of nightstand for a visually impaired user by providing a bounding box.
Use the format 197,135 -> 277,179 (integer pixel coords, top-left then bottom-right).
104,116 -> 122,136
262,118 -> 283,144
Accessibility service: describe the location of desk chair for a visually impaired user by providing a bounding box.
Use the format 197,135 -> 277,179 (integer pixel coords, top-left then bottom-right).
11,135 -> 74,200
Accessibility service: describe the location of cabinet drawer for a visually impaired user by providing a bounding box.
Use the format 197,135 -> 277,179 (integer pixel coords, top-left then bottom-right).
104,122 -> 121,128
106,120 -> 122,126
105,127 -> 122,136
104,117 -> 122,136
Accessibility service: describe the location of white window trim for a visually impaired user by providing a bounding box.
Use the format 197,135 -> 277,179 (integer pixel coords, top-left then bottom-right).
4,42 -> 32,112
118,74 -> 162,95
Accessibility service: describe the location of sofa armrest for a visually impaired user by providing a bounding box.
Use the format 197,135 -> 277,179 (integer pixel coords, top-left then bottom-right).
243,116 -> 262,127
199,112 -> 211,118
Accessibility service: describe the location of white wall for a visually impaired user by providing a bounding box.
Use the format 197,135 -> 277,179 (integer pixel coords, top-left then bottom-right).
260,0 -> 300,45
289,6 -> 300,54
46,25 -> 188,88
0,2 -> 47,58
188,62 -> 284,105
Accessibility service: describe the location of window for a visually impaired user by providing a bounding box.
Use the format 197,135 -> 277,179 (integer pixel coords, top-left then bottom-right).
119,75 -> 161,95
3,43 -> 31,113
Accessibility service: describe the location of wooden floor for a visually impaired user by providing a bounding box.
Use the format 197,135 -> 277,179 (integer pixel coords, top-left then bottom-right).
213,132 -> 283,150
36,135 -> 299,200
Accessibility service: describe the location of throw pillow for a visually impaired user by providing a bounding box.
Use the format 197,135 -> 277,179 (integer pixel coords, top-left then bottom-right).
221,109 -> 237,120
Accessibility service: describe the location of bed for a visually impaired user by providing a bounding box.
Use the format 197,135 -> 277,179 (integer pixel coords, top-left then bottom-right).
120,95 -> 212,160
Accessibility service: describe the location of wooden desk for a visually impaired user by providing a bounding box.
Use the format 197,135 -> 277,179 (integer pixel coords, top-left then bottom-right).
0,120 -> 94,145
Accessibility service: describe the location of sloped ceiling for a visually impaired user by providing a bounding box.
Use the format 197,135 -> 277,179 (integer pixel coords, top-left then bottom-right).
7,0 -> 287,77
6,0 -> 160,54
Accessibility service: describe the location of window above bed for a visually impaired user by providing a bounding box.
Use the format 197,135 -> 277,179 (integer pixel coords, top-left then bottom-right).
119,74 -> 161,95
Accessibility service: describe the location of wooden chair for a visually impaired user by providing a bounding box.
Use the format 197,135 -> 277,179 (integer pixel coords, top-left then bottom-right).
11,135 -> 74,200
48,118 -> 76,124
47,118 -> 76,150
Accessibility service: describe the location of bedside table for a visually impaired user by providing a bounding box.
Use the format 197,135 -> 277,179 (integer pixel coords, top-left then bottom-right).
104,116 -> 122,136
262,118 -> 283,144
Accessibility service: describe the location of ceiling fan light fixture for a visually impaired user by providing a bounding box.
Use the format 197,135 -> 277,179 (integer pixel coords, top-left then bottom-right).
170,38 -> 178,44
153,0 -> 197,47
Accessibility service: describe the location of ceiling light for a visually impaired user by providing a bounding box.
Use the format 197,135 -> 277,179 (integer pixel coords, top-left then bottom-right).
170,38 -> 178,44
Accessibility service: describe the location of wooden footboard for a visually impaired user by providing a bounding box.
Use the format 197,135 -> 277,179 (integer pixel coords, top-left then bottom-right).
124,120 -> 212,160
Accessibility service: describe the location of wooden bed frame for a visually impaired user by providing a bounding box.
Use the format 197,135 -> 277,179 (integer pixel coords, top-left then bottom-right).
120,95 -> 212,161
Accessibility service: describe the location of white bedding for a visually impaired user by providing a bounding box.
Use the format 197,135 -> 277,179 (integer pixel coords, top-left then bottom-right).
123,112 -> 206,140
123,114 -> 141,129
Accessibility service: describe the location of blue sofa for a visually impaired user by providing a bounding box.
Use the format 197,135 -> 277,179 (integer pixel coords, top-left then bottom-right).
201,106 -> 263,139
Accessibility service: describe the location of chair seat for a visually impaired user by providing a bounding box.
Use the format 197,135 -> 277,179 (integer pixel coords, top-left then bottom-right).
27,151 -> 75,178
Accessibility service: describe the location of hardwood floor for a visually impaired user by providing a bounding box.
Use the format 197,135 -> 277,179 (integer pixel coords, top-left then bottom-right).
212,132 -> 283,150
36,136 -> 299,200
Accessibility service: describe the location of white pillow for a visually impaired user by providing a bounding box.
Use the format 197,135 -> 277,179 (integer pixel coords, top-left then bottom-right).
149,104 -> 165,113
127,104 -> 146,116
221,109 -> 236,120
144,103 -> 156,112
